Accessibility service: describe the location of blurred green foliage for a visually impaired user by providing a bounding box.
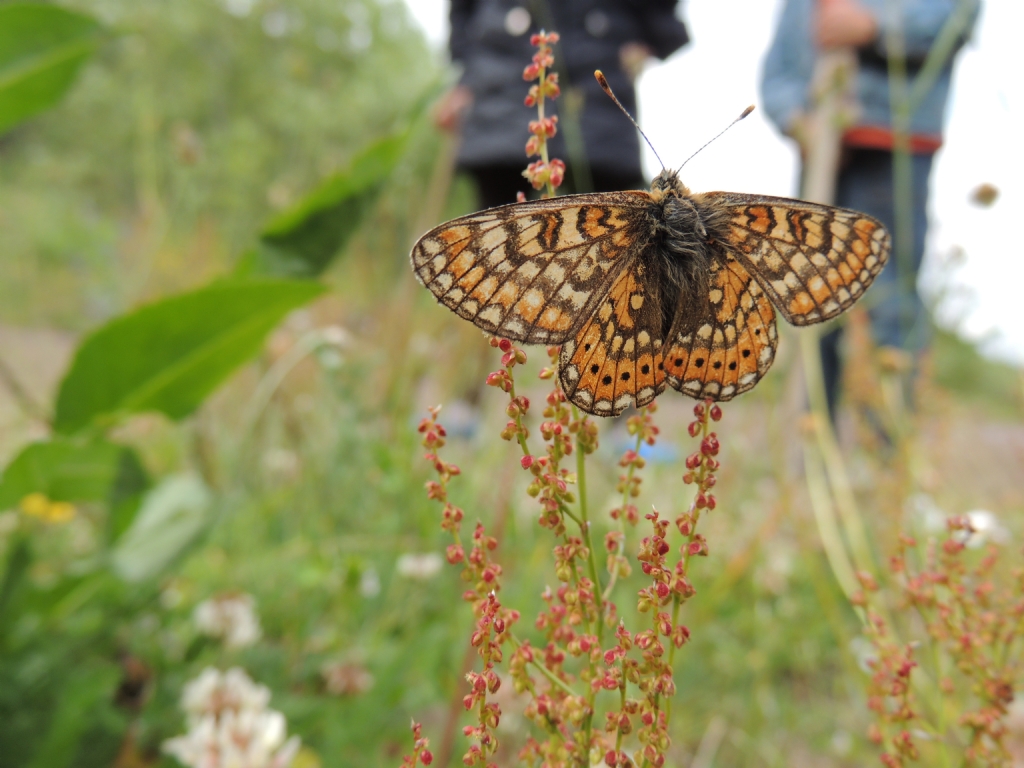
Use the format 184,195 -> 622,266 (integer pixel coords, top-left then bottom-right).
932,328 -> 1023,417
240,130 -> 413,278
0,3 -> 103,135
0,0 -> 438,327
0,1 -> 1021,767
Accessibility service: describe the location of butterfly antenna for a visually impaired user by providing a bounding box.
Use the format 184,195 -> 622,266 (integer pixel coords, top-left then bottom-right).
594,70 -> 665,170
678,105 -> 755,171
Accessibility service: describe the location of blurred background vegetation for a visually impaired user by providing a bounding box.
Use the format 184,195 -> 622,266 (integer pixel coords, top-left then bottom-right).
0,1 -> 1022,767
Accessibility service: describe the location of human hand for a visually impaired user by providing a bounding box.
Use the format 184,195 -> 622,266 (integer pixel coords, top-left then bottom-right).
815,0 -> 878,49
619,42 -> 653,81
787,111 -> 814,158
433,85 -> 473,133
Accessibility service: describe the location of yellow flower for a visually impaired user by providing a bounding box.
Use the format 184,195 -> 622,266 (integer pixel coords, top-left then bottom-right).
19,493 -> 77,523
47,502 -> 76,523
19,492 -> 50,517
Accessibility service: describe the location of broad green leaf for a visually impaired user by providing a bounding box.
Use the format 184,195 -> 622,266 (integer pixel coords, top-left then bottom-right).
110,473 -> 211,582
0,438 -> 146,511
0,4 -> 102,135
53,278 -> 325,434
235,131 -> 409,278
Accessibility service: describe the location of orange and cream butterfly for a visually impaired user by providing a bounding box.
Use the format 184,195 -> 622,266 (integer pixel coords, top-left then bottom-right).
411,123 -> 889,417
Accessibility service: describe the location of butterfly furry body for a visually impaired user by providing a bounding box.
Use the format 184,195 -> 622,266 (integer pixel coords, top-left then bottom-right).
411,169 -> 890,416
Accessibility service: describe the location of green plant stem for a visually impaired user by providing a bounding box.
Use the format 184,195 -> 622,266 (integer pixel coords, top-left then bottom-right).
570,408 -> 605,646
505,371 -> 533,457
802,437 -> 863,607
648,413 -> 709,761
799,329 -> 877,575
602,426 -> 645,602
537,63 -> 556,199
574,408 -> 589,524
242,329 -> 336,435
508,632 -> 578,697
0,352 -> 51,424
905,0 -> 977,117
570,407 -> 604,632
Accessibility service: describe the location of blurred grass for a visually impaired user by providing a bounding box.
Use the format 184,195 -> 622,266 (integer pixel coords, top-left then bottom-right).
931,327 -> 1024,418
0,2 -> 1022,767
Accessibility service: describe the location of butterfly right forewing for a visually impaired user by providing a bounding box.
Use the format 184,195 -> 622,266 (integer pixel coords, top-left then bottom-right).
702,192 -> 890,326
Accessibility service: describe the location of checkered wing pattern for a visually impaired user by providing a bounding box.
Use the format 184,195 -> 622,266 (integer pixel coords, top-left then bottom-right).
410,193 -> 652,345
558,262 -> 669,416
662,252 -> 778,401
703,192 -> 890,325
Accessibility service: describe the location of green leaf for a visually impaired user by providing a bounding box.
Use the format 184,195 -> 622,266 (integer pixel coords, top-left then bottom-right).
0,535 -> 31,627
236,131 -> 409,278
26,662 -> 124,768
53,278 -> 325,434
0,438 -> 145,511
106,448 -> 150,544
0,3 -> 102,135
110,473 -> 212,582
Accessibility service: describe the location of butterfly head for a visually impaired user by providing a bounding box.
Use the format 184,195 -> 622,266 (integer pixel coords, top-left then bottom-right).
650,168 -> 690,203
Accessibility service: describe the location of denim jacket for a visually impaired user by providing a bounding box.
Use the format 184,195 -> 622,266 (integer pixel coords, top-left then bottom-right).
760,0 -> 979,143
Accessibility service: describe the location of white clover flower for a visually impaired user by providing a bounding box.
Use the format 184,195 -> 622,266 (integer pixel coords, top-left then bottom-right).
395,552 -> 444,581
181,667 -> 271,718
962,509 -> 1010,548
163,667 -> 300,768
359,568 -> 381,598
194,593 -> 263,649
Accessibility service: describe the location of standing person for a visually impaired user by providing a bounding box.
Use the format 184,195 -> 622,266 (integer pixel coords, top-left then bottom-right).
434,0 -> 690,210
760,0 -> 979,417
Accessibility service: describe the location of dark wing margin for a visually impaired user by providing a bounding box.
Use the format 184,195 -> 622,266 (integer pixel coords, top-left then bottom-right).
700,192 -> 891,326
410,192 -> 654,344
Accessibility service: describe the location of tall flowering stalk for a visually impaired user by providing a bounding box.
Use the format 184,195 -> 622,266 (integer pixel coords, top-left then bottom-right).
404,32 -> 728,768
853,518 -> 1024,767
522,31 -> 565,198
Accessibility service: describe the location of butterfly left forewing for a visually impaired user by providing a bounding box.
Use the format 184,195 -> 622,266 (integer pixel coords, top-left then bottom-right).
701,192 -> 890,325
411,192 -> 654,345
560,262 -> 669,415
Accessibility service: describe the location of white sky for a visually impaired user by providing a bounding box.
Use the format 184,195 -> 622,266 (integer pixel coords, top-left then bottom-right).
405,0 -> 1024,367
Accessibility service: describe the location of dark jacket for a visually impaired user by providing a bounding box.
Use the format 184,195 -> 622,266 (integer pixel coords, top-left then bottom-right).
450,0 -> 689,180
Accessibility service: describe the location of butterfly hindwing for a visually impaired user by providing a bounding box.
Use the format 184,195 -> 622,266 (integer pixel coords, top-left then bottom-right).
663,252 -> 778,401
411,192 -> 654,345
559,262 -> 668,416
702,192 -> 890,325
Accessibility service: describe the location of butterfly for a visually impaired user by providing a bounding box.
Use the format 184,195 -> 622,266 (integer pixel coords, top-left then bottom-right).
410,168 -> 889,416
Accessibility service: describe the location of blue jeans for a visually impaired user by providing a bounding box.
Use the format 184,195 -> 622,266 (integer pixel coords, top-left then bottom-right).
819,148 -> 935,415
